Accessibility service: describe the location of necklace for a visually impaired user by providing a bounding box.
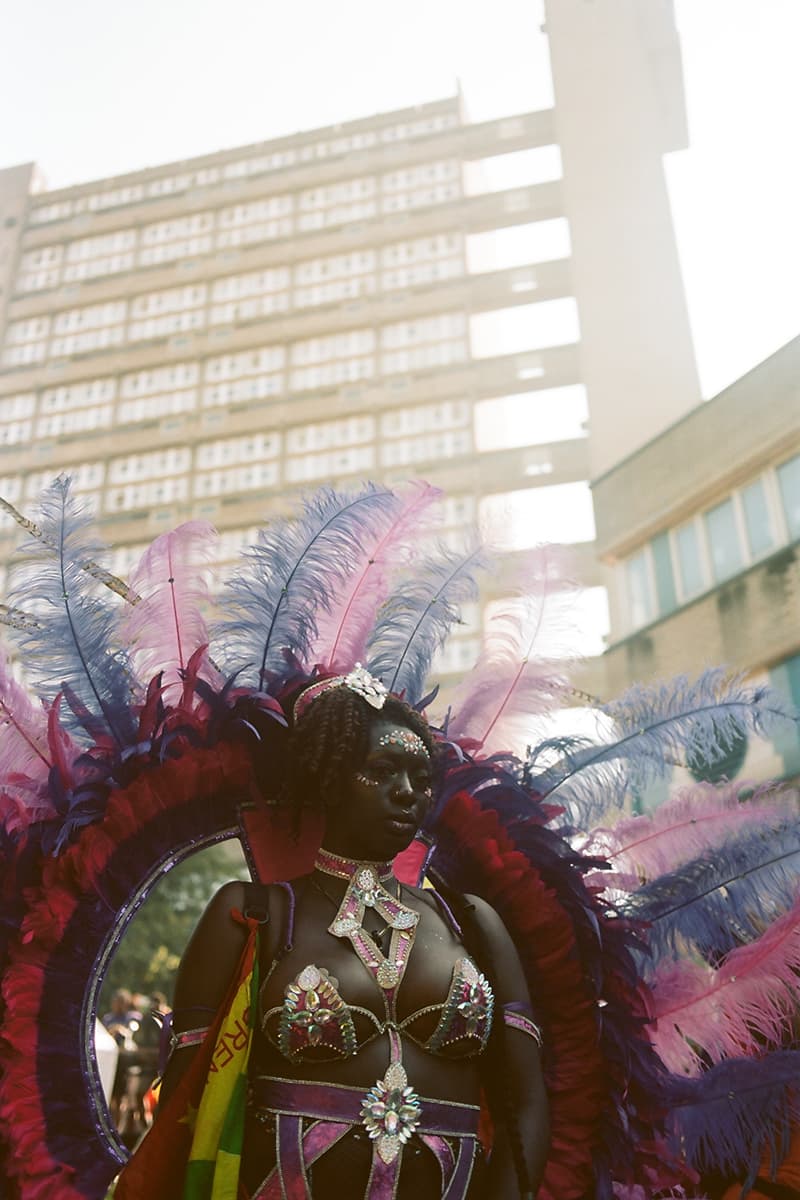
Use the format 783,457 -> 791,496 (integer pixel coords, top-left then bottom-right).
312,875 -> 399,951
313,847 -> 418,992
315,846 -> 394,882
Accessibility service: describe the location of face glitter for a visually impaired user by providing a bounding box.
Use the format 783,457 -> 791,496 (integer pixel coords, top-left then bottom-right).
376,729 -> 429,758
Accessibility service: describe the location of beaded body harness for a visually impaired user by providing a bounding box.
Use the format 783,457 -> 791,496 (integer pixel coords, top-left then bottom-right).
275,847 -> 492,1179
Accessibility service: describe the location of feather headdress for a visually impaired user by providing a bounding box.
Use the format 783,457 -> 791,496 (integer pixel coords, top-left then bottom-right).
215,484 -> 398,688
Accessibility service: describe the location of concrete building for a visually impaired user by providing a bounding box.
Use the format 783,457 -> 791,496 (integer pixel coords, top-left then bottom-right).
0,1 -> 700,687
594,335 -> 800,779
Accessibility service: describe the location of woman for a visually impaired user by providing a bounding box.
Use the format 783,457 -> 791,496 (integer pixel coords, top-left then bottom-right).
153,668 -> 549,1199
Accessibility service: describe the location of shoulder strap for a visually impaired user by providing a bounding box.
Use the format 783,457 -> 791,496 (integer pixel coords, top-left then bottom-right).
243,879 -> 297,956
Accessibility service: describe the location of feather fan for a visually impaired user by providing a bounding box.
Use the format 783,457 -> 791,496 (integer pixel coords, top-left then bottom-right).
444,546 -> 572,750
0,645 -> 50,788
586,781 -> 794,882
120,521 -> 219,702
526,668 -> 798,823
365,540 -> 488,704
666,1051 -> 800,1189
216,484 -> 397,688
650,890 -> 800,1074
623,814 -> 800,960
310,481 -> 440,670
6,477 -> 135,746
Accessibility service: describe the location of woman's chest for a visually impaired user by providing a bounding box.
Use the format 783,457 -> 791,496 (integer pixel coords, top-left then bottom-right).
260,906 -> 470,1024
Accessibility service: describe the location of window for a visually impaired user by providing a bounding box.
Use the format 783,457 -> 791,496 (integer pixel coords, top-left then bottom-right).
777,453 -> 800,539
650,532 -> 677,615
285,445 -> 375,483
704,498 -> 744,582
480,482 -> 595,551
285,417 -> 373,454
626,552 -> 655,628
380,401 -> 470,438
741,478 -> 775,557
205,346 -> 285,382
675,521 -> 706,597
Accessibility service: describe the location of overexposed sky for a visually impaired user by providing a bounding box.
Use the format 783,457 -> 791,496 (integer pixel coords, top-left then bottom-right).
1,0 -> 799,398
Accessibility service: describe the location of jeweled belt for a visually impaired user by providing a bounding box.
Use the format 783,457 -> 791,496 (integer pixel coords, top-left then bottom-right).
250,1074 -> 480,1200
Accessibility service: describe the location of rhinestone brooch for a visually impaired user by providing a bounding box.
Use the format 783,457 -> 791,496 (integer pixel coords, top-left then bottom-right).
360,1061 -> 422,1164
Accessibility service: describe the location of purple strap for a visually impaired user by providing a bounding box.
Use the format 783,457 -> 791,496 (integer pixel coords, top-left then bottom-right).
252,1076 -> 480,1136
277,1113 -> 308,1200
503,1000 -> 534,1017
443,1135 -> 477,1199
503,1001 -> 543,1045
254,1121 -> 350,1199
275,880 -> 296,952
420,1133 -> 455,1190
364,1148 -> 402,1200
429,888 -> 463,938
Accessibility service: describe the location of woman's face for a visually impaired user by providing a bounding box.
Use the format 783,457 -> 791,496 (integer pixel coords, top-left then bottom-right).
322,718 -> 432,860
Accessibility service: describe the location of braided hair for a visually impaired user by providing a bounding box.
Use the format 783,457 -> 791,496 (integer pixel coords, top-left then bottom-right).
282,686 -> 436,830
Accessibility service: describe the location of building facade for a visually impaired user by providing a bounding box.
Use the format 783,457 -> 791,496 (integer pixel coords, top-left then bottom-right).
0,1 -> 700,689
595,335 -> 800,779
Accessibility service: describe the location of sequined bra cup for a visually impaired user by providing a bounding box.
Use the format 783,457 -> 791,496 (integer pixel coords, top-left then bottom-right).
262,955 -> 494,1063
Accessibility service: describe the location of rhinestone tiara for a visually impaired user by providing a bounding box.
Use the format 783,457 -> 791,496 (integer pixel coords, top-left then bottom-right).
293,663 -> 388,722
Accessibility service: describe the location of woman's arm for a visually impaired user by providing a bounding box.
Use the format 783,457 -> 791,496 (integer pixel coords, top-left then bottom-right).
157,879 -> 251,1107
464,892 -> 549,1200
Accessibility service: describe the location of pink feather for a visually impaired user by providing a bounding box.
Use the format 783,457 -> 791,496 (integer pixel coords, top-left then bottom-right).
650,890 -> 800,1075
586,782 -> 794,882
0,646 -> 50,789
120,521 -> 220,703
310,481 -> 442,671
444,547 -> 570,751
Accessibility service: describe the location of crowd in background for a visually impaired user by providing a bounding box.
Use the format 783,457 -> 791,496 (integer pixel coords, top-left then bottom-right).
101,988 -> 171,1148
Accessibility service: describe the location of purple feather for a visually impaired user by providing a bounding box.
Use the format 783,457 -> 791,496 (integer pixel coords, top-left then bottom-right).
625,814 -> 800,959
666,1052 -> 800,1188
528,668 -> 798,823
6,477 -> 136,746
365,540 -> 488,704
216,484 -> 397,688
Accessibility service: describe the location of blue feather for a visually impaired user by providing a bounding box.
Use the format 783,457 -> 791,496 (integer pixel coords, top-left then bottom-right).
526,669 -> 798,823
215,484 -> 399,688
6,477 -> 135,746
622,814 -> 800,960
365,541 -> 488,704
666,1052 -> 800,1188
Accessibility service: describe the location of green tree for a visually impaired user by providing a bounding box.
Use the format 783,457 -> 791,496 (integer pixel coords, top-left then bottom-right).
98,839 -> 249,1012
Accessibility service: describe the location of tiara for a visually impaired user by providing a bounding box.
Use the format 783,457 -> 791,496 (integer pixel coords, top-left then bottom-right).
293,664 -> 388,722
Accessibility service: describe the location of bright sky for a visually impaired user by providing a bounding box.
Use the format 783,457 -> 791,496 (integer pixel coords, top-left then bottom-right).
1,0 -> 799,399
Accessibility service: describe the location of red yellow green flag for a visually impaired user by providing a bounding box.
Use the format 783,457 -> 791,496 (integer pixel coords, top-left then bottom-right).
114,912 -> 259,1200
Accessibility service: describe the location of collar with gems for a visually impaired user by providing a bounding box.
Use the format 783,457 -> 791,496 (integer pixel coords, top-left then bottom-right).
314,846 -> 394,883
